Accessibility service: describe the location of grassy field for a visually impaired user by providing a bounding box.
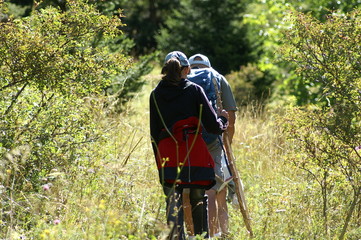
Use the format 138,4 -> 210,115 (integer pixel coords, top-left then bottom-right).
4,68 -> 356,239
78,68 -> 305,239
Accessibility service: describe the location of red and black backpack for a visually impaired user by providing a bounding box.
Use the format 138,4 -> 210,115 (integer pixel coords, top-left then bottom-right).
156,116 -> 216,189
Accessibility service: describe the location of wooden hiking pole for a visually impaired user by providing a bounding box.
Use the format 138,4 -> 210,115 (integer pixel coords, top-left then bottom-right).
223,131 -> 253,237
212,77 -> 254,237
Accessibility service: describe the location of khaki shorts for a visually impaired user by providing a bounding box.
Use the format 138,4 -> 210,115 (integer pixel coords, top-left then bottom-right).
207,139 -> 232,192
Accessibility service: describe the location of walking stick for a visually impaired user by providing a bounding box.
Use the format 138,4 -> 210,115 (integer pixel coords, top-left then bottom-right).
223,131 -> 253,237
212,78 -> 254,237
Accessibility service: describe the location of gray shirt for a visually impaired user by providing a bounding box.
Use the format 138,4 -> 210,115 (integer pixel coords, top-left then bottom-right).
215,70 -> 238,112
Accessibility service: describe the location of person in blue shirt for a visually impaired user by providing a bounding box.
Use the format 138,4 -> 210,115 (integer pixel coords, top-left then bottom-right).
184,54 -> 238,238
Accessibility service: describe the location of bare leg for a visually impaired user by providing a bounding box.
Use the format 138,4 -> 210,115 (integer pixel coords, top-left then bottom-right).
206,189 -> 219,237
183,191 -> 194,236
216,187 -> 229,235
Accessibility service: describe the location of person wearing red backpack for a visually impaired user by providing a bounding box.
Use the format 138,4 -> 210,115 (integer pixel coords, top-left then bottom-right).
149,51 -> 229,239
184,54 -> 238,238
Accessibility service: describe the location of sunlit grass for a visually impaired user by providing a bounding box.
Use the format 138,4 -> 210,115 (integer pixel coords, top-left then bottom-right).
2,68 -> 338,239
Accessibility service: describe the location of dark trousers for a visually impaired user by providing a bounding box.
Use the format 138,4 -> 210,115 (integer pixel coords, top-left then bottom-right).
163,186 -> 209,239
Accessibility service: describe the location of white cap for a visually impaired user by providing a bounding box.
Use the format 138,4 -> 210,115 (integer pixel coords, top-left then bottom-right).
189,54 -> 211,67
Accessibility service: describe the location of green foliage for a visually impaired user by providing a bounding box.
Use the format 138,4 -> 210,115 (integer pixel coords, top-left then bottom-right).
293,0 -> 361,20
4,0 -> 156,110
226,64 -> 273,106
1,1 -> 127,96
106,52 -> 159,112
8,0 -> 360,106
6,0 -> 181,56
0,71 -> 168,239
4,2 -> 29,18
281,10 -> 361,239
243,0 -> 294,69
95,0 -> 181,55
0,0 -> 130,232
156,0 -> 251,74
282,10 -> 361,106
243,0 -> 361,106
217,0 -> 299,107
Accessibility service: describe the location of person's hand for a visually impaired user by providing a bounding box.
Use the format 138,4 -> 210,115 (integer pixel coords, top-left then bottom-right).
219,109 -> 229,120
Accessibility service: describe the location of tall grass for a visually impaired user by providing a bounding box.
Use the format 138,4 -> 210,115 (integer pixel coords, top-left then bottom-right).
226,104 -> 300,239
2,69 -> 346,239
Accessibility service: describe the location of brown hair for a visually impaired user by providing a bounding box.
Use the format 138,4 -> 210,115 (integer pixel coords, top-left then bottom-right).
161,58 -> 182,83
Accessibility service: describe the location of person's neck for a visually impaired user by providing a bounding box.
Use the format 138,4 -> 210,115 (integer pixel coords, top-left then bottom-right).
181,66 -> 190,78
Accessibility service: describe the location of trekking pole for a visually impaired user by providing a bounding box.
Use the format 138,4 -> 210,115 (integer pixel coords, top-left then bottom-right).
223,130 -> 253,237
212,78 -> 254,238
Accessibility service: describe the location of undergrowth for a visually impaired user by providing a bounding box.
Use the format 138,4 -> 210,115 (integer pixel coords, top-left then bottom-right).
2,67 -> 358,239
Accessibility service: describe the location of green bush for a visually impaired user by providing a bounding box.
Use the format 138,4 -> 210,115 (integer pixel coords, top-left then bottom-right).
281,9 -> 361,239
226,63 -> 274,106
0,0 -> 130,233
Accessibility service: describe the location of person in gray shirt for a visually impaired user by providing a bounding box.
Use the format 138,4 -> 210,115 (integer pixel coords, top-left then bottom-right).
184,54 -> 238,238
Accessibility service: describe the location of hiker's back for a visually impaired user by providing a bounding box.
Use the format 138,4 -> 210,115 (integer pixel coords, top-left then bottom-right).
188,68 -> 221,144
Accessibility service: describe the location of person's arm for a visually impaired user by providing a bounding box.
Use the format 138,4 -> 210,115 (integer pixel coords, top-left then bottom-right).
227,110 -> 236,144
196,86 -> 228,134
219,75 -> 238,144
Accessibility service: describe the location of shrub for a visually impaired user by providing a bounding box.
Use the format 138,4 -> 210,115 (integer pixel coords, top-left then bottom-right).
281,10 -> 361,239
226,63 -> 273,107
0,0 -> 130,233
